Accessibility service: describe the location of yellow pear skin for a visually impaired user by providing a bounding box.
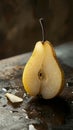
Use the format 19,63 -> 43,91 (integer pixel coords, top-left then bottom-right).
22,41 -> 65,99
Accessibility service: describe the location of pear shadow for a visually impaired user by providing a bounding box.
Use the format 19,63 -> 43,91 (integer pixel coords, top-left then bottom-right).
25,96 -> 70,129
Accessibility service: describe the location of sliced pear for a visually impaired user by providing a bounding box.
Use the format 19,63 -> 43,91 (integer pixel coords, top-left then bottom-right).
5,93 -> 23,103
22,41 -> 64,99
41,41 -> 64,99
22,41 -> 44,96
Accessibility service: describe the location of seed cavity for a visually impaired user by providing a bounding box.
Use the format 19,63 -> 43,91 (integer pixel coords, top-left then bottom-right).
38,70 -> 44,80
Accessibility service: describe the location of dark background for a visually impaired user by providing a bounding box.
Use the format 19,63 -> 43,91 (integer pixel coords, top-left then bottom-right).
0,0 -> 73,59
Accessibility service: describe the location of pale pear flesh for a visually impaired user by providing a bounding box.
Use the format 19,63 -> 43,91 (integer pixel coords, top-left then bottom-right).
22,41 -> 64,99
5,93 -> 23,103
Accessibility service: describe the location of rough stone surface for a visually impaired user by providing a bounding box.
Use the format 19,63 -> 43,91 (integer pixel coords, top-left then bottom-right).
0,44 -> 73,130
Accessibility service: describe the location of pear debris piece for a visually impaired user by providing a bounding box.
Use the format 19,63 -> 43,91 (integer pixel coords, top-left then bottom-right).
5,93 -> 23,103
22,41 -> 65,99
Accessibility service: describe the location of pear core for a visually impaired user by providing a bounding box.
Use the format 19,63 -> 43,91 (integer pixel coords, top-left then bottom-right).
38,70 -> 44,80
22,41 -> 64,99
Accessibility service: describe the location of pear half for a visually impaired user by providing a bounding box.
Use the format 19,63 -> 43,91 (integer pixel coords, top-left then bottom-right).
22,41 -> 64,99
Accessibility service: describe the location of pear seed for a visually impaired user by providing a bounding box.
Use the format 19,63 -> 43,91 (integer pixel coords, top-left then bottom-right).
38,70 -> 44,80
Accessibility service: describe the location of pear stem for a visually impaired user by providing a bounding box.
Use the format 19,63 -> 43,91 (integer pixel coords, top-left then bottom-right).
39,18 -> 45,43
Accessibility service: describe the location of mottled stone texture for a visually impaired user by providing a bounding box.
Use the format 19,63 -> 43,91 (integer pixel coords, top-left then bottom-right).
0,0 -> 73,59
0,48 -> 73,130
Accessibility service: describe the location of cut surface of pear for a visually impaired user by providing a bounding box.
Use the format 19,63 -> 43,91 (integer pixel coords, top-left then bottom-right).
5,93 -> 23,103
22,41 -> 64,99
